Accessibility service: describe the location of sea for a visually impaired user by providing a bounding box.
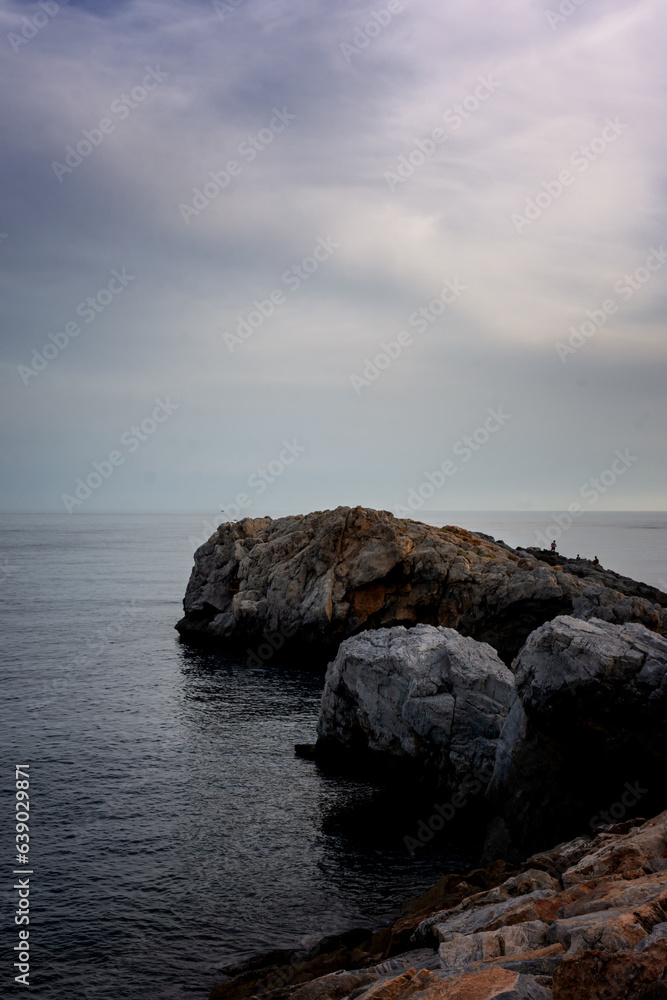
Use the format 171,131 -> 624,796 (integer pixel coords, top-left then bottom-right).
1,510 -> 665,999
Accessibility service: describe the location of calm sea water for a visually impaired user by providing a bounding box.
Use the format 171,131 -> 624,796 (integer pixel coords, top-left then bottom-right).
1,511 -> 665,998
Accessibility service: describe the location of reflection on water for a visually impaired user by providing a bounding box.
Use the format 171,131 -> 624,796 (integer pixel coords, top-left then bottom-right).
0,511 -> 477,1000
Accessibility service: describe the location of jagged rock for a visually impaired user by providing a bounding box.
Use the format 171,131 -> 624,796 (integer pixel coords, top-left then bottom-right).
551,940 -> 667,999
561,813 -> 667,886
438,920 -> 552,969
416,887 -> 568,946
350,966 -> 553,1000
572,587 -> 667,632
208,814 -> 667,1000
514,616 -> 667,718
527,547 -> 666,604
315,625 -> 515,780
289,971 -> 379,1000
177,508 -> 667,664
488,616 -> 667,853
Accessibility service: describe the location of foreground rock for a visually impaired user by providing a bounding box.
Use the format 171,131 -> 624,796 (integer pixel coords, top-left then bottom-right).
209,812 -> 667,1000
311,614 -> 666,852
488,616 -> 667,854
316,625 -> 515,785
177,508 -> 667,663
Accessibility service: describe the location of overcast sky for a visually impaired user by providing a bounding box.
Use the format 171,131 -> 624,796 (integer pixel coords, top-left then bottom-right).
1,0 -> 665,516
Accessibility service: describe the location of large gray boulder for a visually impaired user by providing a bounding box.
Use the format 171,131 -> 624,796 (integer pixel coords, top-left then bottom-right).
488,615 -> 667,855
176,507 -> 667,664
316,624 -> 516,784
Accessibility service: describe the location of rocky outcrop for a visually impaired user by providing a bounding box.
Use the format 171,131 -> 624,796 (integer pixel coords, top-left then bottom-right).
310,614 -> 667,853
488,616 -> 667,854
177,508 -> 667,664
316,625 -> 515,784
526,547 -> 667,604
209,812 -> 667,1000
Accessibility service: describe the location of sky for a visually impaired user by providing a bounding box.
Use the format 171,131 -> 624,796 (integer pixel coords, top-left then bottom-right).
1,0 -> 665,516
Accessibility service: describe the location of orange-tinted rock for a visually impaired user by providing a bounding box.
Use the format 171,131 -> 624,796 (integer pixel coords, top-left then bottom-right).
553,908 -> 649,954
552,939 -> 667,999
289,970 -> 380,1000
209,812 -> 667,1000
560,872 -> 667,920
439,921 -> 551,969
179,507 -> 667,664
460,871 -> 560,912
562,814 -> 667,887
365,966 -> 526,1000
425,965 -> 552,999
405,866 -> 517,919
483,943 -> 565,965
362,969 -> 440,1000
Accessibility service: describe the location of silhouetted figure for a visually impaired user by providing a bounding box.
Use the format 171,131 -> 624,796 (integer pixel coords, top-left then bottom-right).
593,556 -> 600,566
551,540 -> 557,553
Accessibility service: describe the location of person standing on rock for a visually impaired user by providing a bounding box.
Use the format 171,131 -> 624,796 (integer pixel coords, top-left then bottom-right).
551,540 -> 557,553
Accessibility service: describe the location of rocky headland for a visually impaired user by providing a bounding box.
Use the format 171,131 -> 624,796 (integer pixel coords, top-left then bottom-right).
178,508 -> 667,999
176,507 -> 667,664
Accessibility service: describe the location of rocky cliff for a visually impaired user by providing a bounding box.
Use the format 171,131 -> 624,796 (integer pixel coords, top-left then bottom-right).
176,508 -> 667,663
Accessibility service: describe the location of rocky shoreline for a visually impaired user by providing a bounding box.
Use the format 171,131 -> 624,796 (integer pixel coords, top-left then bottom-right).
209,811 -> 667,1000
176,508 -> 667,999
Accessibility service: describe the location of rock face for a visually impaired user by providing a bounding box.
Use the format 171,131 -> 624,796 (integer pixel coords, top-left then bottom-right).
209,812 -> 667,1000
176,507 -> 667,663
312,614 -> 667,855
488,616 -> 667,854
316,625 -> 515,784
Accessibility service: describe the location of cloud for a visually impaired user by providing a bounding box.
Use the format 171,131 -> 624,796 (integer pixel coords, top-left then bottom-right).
1,0 -> 665,511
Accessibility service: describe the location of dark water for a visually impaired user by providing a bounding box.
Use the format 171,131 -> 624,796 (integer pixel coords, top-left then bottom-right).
1,513 -> 478,999
2,511 -> 665,997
